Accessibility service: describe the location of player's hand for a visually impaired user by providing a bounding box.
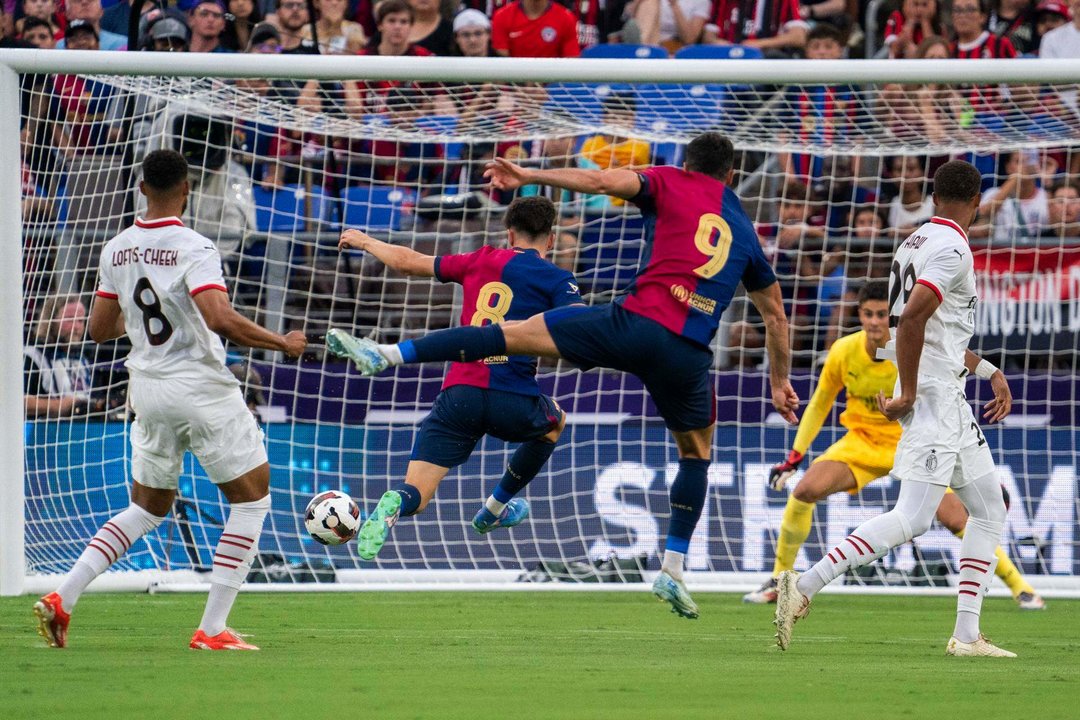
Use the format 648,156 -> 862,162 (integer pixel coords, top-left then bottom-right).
768,450 -> 804,491
771,381 -> 799,424
483,157 -> 530,191
281,331 -> 308,358
982,370 -> 1012,423
338,228 -> 372,252
877,391 -> 914,421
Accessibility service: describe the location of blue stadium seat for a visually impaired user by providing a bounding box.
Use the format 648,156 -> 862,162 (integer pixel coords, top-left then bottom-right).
581,44 -> 669,59
252,184 -> 304,232
674,44 -> 764,60
341,185 -> 417,231
546,82 -> 634,123
415,115 -> 464,160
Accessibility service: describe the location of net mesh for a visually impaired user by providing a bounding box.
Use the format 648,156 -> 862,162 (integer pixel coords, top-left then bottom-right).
16,70 -> 1080,586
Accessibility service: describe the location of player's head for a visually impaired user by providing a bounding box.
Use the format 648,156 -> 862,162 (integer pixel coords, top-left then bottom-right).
139,149 -> 190,208
684,132 -> 735,182
504,196 -> 556,253
857,279 -> 889,344
931,160 -> 982,223
34,294 -> 87,344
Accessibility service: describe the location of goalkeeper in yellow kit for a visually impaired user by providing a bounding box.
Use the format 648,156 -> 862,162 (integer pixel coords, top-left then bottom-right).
744,280 -> 1045,610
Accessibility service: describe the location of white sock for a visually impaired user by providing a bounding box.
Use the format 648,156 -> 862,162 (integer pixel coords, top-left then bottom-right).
198,495 -> 270,636
951,474 -> 1006,643
661,550 -> 685,581
56,504 -> 164,612
953,611 -> 981,643
377,344 -> 403,366
485,496 -> 507,515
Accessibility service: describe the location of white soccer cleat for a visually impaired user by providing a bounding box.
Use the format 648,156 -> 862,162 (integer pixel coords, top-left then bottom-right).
773,570 -> 810,651
946,634 -> 1017,658
1015,591 -> 1046,611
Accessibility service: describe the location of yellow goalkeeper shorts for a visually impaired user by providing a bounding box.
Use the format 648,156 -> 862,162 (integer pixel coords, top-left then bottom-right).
813,429 -> 896,493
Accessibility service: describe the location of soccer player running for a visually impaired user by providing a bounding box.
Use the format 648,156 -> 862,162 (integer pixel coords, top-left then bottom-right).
747,280 -> 1043,610
774,160 -> 1018,657
33,150 -> 307,651
328,133 -> 799,619
328,197 -> 582,560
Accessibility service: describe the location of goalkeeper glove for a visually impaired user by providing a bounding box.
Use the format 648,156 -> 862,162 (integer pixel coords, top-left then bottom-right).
768,450 -> 805,492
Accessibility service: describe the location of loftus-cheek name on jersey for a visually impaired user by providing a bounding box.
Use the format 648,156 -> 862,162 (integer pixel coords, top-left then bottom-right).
111,247 -> 180,267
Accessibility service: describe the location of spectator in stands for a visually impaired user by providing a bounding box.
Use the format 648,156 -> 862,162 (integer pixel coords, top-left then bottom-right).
883,0 -> 943,58
406,0 -> 453,54
60,17 -> 100,50
150,16 -> 190,51
852,204 -> 886,238
0,2 -> 11,39
491,0 -> 580,57
23,296 -> 101,419
221,0 -> 263,51
60,0 -> 128,49
100,0 -> 164,38
885,155 -> 935,235
19,15 -> 56,47
1034,0 -> 1071,53
701,0 -> 808,55
187,0 -> 232,52
17,0 -> 62,39
992,0 -> 1038,52
579,92 -> 650,206
357,0 -> 431,60
952,0 -> 1018,57
451,8 -> 493,56
300,0 -> 366,54
1039,0 -> 1080,110
277,0 -> 319,53
625,0 -> 710,51
975,149 -> 1051,241
1042,179 -> 1080,235
798,0 -> 848,26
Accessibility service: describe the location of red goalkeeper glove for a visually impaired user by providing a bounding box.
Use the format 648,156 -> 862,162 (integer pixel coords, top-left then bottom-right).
768,450 -> 805,491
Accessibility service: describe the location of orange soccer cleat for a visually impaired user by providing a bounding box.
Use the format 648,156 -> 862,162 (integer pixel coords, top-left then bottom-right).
190,628 -> 260,651
33,592 -> 71,648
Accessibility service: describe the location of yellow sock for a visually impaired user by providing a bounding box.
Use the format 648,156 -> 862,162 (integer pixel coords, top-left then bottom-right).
994,546 -> 1035,597
772,496 -> 815,576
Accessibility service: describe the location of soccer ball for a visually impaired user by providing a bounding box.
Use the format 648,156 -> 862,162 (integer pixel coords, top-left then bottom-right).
304,490 -> 361,545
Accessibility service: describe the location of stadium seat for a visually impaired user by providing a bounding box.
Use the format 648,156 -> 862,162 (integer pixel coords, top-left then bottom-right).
415,115 -> 464,160
341,185 -> 417,232
546,82 -> 634,124
673,44 -> 764,60
581,44 -> 669,60
252,184 -> 333,233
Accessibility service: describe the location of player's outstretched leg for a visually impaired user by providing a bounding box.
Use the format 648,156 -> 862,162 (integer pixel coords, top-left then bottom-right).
327,324 -> 508,377
652,457 -> 710,619
356,473 -> 437,560
474,434 -> 559,534
35,499 -> 165,647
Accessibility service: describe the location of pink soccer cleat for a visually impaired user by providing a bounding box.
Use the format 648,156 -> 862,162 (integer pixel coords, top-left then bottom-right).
190,628 -> 260,651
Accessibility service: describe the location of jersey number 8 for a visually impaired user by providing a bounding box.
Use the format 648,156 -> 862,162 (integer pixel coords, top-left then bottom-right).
470,282 -> 514,326
133,277 -> 175,346
692,213 -> 733,279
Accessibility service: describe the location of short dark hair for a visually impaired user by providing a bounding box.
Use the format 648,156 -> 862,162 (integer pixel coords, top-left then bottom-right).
601,91 -> 637,116
19,17 -> 53,35
1051,180 -> 1079,197
505,196 -> 556,239
806,23 -> 845,46
376,0 -> 414,25
858,279 -> 889,305
685,132 -> 734,179
142,149 -> 189,192
933,160 -> 982,203
782,180 -> 811,203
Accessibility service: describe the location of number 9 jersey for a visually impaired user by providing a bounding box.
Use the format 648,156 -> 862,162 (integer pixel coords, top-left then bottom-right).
95,217 -> 238,387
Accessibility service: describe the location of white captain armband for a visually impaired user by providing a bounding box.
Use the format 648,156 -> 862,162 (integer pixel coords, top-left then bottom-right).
975,358 -> 998,380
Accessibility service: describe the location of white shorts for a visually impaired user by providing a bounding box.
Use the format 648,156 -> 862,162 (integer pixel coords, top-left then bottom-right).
128,375 -> 268,489
890,375 -> 996,488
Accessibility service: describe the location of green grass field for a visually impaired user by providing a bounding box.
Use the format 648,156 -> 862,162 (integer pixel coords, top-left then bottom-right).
2,592 -> 1077,720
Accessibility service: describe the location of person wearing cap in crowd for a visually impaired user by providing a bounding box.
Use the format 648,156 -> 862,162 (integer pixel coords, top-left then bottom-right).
451,8 -> 493,56
1040,0 -> 1080,112
247,19 -> 281,51
58,0 -> 127,49
1034,0 -> 1073,52
150,15 -> 189,51
188,0 -> 232,52
62,17 -> 101,50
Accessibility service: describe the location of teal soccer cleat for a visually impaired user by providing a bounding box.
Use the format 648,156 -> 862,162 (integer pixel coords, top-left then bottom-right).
325,328 -> 389,376
472,499 -> 531,535
652,571 -> 700,619
356,491 -> 402,560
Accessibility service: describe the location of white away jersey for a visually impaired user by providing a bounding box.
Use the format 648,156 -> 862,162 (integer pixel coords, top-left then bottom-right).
884,216 -> 977,387
96,217 -> 237,386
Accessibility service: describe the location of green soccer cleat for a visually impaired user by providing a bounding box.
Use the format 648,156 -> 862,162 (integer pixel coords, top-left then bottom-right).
325,328 -> 389,376
651,571 -> 699,619
357,491 -> 402,561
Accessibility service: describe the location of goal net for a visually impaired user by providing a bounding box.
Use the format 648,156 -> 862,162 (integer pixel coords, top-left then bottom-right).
3,55 -> 1078,594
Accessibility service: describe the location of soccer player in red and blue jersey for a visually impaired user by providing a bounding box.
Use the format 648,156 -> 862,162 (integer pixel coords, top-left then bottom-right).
328,197 -> 583,560
330,133 -> 799,618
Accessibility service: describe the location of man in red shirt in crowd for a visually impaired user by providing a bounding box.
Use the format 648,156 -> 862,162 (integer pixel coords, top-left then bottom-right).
491,0 -> 581,57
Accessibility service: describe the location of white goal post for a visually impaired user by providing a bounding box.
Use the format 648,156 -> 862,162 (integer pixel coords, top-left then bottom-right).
1,51 -> 1078,597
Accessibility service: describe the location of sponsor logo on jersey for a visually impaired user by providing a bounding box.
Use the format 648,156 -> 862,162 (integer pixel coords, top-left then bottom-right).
670,284 -> 718,315
541,26 -> 557,42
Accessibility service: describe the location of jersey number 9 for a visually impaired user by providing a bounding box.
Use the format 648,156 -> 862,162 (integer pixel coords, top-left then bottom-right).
692,213 -> 733,279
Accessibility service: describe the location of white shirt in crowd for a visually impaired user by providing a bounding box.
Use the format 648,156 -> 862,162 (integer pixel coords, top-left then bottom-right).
659,0 -> 711,42
888,195 -> 936,230
980,185 -> 1049,241
1039,22 -> 1080,111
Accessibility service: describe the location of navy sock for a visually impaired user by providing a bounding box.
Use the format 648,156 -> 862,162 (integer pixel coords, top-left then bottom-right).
665,458 -> 710,553
393,483 -> 423,517
400,325 -> 506,365
494,440 -> 557,503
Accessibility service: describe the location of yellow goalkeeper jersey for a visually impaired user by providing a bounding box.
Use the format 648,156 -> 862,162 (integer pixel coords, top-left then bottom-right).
792,330 -> 902,456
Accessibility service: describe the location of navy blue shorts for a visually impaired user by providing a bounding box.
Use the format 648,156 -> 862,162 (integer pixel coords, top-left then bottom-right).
411,385 -> 563,468
544,303 -> 715,432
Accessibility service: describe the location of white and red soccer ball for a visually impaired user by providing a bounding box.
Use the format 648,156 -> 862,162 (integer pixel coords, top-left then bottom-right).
304,490 -> 361,545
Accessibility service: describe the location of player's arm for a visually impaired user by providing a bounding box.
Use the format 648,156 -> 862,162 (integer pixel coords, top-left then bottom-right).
484,158 -> 642,200
88,295 -> 126,343
964,348 -> 1012,423
193,289 -> 307,357
338,228 -> 435,277
877,283 -> 938,421
747,281 -> 799,424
